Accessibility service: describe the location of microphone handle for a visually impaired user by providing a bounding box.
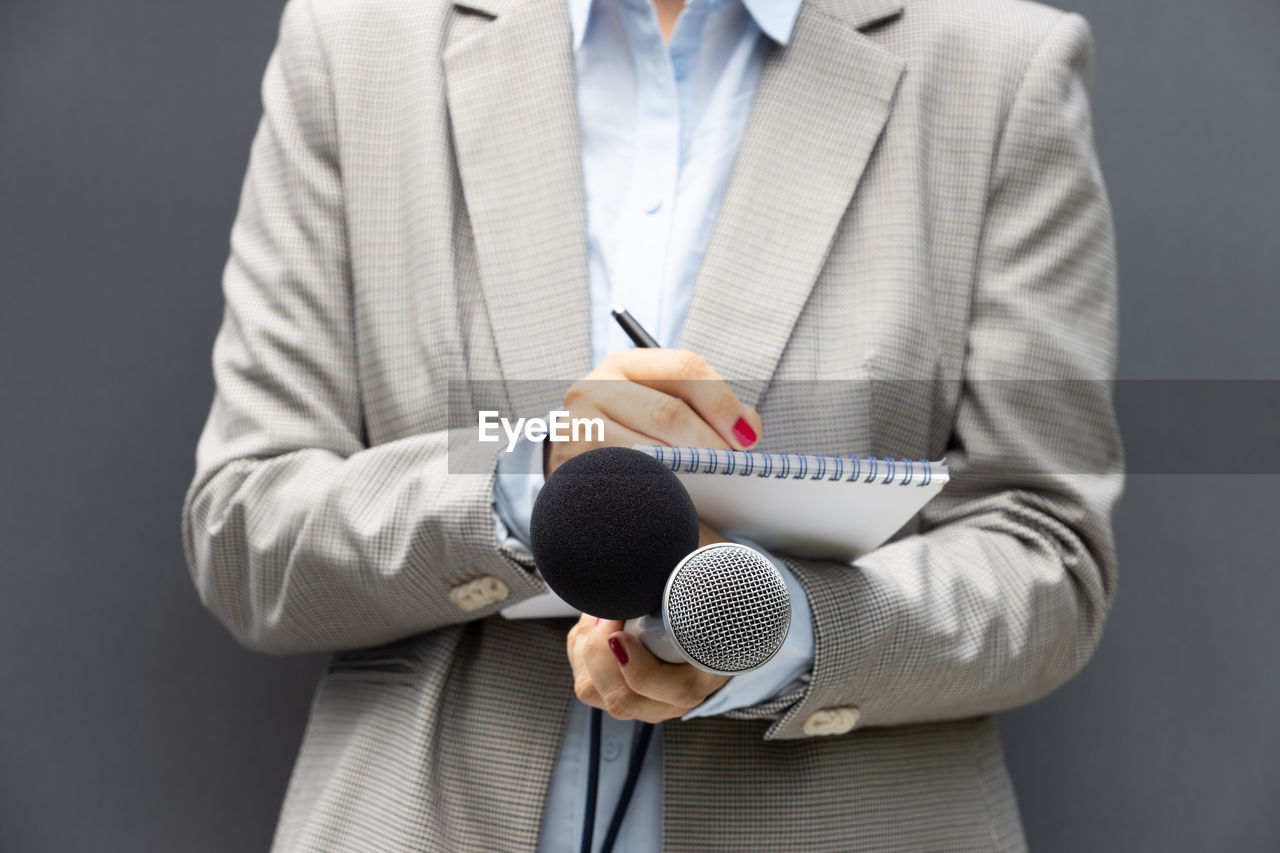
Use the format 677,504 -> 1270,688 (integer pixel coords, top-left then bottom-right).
622,614 -> 688,666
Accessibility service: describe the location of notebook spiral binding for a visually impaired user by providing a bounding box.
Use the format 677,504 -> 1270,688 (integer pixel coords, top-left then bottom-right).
648,446 -> 940,486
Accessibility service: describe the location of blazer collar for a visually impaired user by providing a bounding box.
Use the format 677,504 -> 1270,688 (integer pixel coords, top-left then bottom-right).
567,0 -> 807,49
443,0 -> 593,395
445,0 -> 906,406
676,0 -> 906,404
817,0 -> 904,31
458,0 -> 904,31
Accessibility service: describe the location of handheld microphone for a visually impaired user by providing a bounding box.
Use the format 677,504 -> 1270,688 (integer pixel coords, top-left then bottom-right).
622,542 -> 791,675
529,446 -> 790,675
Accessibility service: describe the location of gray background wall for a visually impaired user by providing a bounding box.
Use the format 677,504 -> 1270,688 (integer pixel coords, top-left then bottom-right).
1,0 -> 1276,850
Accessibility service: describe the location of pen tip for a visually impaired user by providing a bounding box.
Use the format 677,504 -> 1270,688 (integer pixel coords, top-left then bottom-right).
610,305 -> 626,318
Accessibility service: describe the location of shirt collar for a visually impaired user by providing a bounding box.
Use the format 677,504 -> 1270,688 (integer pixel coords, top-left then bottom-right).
569,0 -> 804,51
742,0 -> 803,45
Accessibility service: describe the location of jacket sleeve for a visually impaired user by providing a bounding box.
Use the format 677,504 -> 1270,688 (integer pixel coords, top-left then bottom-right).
752,12 -> 1124,739
181,0 -> 543,655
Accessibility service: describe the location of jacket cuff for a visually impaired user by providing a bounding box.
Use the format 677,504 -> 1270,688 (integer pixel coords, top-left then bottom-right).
683,539 -> 814,720
756,555 -> 866,740
445,435 -> 545,618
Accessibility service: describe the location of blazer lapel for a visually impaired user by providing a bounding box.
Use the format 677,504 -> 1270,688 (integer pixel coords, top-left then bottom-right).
679,0 -> 906,407
444,0 -> 592,396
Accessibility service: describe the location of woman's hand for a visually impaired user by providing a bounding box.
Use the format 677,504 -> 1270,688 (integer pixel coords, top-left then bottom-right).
556,351 -> 746,721
567,613 -> 730,723
545,349 -> 762,478
566,522 -> 731,722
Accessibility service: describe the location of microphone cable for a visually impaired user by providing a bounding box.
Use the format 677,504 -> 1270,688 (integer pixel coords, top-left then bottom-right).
599,720 -> 654,853
579,709 -> 655,853
580,707 -> 602,853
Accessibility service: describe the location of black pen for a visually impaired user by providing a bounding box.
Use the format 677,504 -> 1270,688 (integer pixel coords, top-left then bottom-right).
611,305 -> 759,447
610,305 -> 661,348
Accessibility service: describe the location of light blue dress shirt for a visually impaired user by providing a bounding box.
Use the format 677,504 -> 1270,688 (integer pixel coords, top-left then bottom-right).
492,0 -> 808,849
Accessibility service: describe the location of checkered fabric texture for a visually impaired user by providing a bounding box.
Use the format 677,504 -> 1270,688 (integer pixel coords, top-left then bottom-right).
181,0 -> 1123,848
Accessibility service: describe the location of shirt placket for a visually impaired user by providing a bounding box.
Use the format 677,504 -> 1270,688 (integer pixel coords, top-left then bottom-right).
608,0 -> 682,351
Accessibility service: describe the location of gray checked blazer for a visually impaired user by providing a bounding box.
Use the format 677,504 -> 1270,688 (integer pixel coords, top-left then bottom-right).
182,0 -> 1123,848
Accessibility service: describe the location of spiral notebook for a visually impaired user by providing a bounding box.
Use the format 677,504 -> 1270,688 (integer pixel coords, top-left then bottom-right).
499,445 -> 949,620
635,445 -> 949,562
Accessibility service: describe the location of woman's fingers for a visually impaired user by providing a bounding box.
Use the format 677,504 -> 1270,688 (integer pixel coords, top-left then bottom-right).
602,349 -> 762,450
590,380 -> 729,451
608,632 -> 729,711
568,616 -> 603,707
567,616 -> 730,723
579,620 -> 646,714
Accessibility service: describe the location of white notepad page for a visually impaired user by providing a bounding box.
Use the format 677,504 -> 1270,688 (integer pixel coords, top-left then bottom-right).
634,446 -> 949,562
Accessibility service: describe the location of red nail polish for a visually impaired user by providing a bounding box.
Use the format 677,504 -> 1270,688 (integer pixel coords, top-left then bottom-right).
608,637 -> 629,666
732,417 -> 757,447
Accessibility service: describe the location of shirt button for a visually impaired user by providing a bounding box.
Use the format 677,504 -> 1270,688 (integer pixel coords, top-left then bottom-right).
602,737 -> 622,761
644,197 -> 662,215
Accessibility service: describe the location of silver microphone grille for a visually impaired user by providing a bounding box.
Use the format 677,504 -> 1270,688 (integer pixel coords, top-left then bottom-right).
663,543 -> 791,676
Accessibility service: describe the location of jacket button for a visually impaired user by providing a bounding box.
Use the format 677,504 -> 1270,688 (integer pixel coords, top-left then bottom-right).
474,575 -> 509,604
802,706 -> 861,736
449,576 -> 510,612
448,582 -> 480,611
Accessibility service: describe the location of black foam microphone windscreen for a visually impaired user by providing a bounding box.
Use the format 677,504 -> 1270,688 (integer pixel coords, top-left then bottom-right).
530,446 -> 700,620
